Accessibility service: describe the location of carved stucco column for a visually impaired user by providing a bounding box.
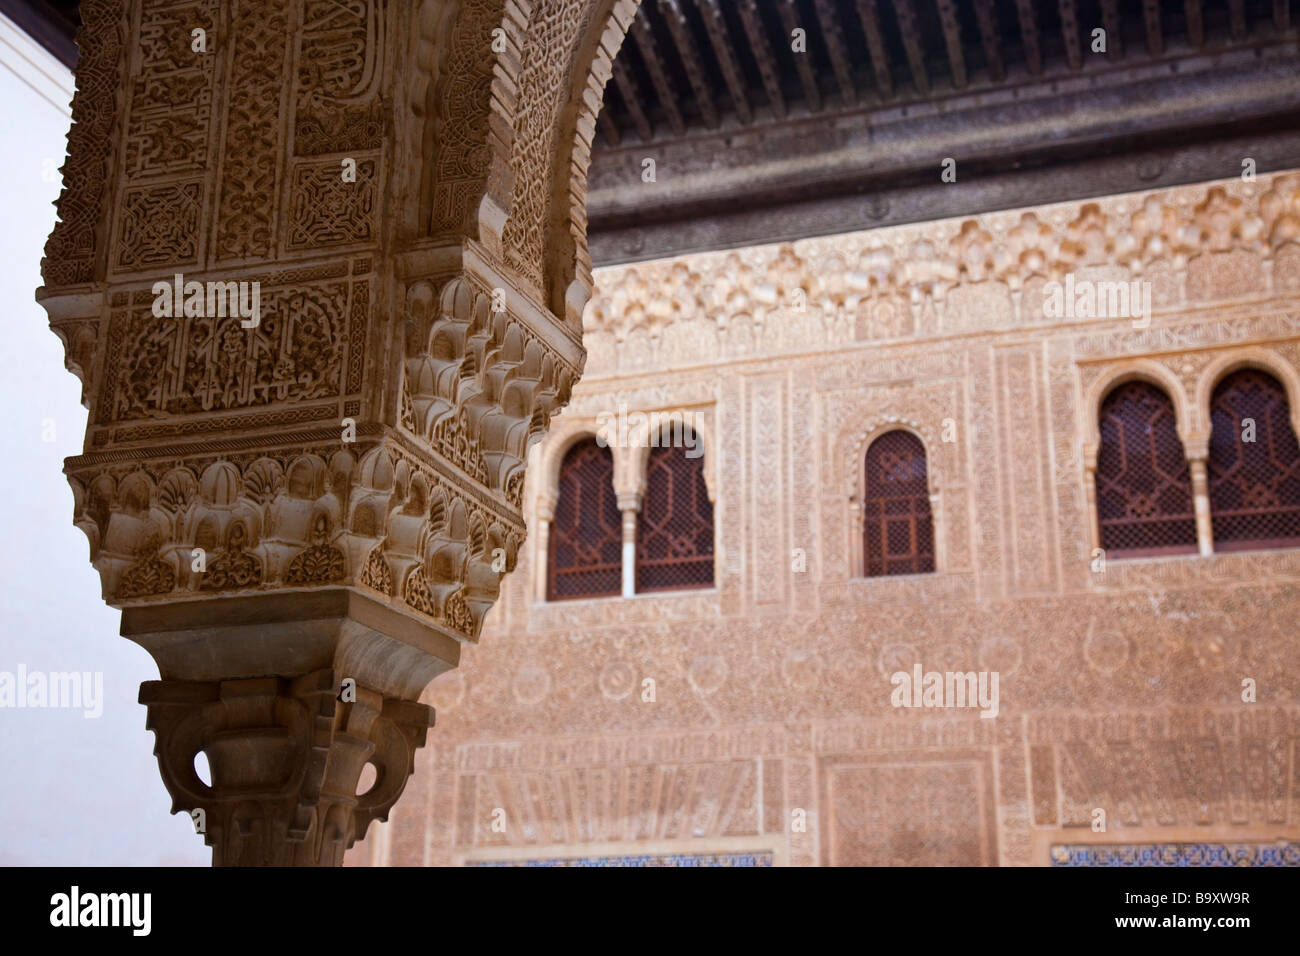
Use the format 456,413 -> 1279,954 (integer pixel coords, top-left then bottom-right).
533,490 -> 556,602
35,0 -> 599,864
1184,437 -> 1216,556
1082,443 -> 1102,558
616,490 -> 641,597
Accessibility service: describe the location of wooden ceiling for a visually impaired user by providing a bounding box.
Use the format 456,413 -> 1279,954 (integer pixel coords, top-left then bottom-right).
599,0 -> 1297,146
590,0 -> 1300,262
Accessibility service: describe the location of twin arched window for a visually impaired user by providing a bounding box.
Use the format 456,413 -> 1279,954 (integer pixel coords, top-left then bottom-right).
862,430 -> 936,576
548,433 -> 714,600
1096,369 -> 1300,557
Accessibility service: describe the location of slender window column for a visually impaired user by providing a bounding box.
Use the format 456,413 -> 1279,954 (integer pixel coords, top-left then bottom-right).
617,491 -> 642,597
1187,450 -> 1215,556
535,493 -> 556,602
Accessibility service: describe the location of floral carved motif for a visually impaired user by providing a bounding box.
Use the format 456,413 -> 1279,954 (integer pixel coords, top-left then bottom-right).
214,0 -> 290,261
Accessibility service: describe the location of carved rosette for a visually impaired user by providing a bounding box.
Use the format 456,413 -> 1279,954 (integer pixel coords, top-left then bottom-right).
140,670 -> 432,867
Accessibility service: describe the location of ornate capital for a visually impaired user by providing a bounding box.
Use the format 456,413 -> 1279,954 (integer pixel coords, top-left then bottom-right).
140,669 -> 432,867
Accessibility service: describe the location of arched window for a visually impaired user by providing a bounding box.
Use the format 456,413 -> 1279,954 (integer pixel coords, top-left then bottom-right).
1208,368 -> 1300,551
1095,381 -> 1197,557
863,430 -> 935,576
548,438 -> 621,600
636,430 -> 714,592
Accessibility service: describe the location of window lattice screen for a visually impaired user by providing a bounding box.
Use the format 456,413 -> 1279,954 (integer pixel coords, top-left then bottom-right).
863,430 -> 935,576
1095,381 -> 1198,557
635,437 -> 714,593
548,439 -> 621,600
1208,369 -> 1300,551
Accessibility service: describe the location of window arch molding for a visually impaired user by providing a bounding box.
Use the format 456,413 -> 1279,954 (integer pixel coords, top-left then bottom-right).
841,416 -> 945,577
1194,348 -> 1300,445
533,422 -> 607,523
626,408 -> 719,506
1082,360 -> 1196,468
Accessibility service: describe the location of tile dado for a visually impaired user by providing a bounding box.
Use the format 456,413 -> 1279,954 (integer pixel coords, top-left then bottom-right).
1051,843 -> 1300,867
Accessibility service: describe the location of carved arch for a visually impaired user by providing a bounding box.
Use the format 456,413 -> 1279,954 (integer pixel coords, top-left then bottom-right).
1082,359 -> 1196,465
534,420 -> 603,522
839,418 -> 945,577
412,0 -> 644,318
840,417 -> 945,499
1196,347 -> 1300,444
628,407 -> 718,505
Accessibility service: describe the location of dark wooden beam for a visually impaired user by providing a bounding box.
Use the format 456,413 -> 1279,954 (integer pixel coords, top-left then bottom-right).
1099,0 -> 1124,58
597,107 -> 622,148
777,0 -> 823,112
630,10 -> 687,137
1014,0 -> 1043,76
972,0 -> 1005,82
813,0 -> 858,106
1184,0 -> 1204,47
697,0 -> 753,124
854,0 -> 895,96
891,0 -> 930,94
1229,0 -> 1247,40
612,58 -> 655,143
1142,0 -> 1163,56
1275,0 -> 1290,32
660,0 -> 719,129
738,0 -> 787,118
1058,0 -> 1082,70
935,0 -> 968,88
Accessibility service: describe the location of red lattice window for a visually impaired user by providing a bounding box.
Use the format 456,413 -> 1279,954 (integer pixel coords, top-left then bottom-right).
548,438 -> 621,600
1208,369 -> 1300,552
863,430 -> 935,576
636,435 -> 714,592
1095,381 -> 1198,558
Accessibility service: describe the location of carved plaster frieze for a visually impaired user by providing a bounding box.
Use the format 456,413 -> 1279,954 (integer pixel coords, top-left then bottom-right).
582,173 -> 1300,373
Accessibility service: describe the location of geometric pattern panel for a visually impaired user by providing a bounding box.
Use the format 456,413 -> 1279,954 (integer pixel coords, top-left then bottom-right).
1095,381 -> 1199,557
1209,369 -> 1300,551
